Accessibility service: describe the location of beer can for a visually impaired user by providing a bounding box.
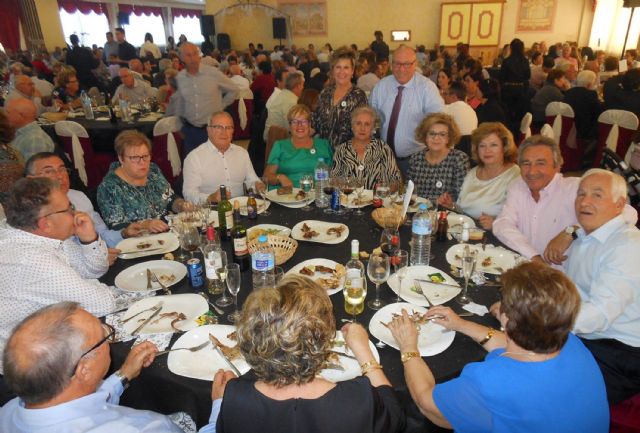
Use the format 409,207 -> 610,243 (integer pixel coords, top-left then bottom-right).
187,258 -> 204,288
331,189 -> 341,211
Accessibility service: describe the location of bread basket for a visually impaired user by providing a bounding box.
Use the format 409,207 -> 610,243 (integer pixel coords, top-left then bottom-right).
42,111 -> 68,122
372,207 -> 406,228
247,234 -> 298,265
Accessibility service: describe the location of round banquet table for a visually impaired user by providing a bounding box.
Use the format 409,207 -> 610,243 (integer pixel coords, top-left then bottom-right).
103,203 -> 502,433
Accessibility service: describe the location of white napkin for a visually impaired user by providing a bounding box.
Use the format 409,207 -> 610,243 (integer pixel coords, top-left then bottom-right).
401,180 -> 414,220
96,117 -> 110,122
462,302 -> 489,316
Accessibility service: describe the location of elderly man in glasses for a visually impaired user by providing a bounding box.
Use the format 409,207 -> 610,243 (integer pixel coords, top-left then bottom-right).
0,302 -> 183,432
182,111 -> 263,203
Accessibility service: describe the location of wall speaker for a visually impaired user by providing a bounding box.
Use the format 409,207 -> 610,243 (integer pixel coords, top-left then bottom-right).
272,17 -> 286,39
216,33 -> 231,51
623,0 -> 640,7
200,15 -> 215,36
117,12 -> 129,26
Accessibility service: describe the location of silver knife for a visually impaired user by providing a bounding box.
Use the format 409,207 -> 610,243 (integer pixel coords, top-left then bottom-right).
131,304 -> 163,335
414,278 -> 461,289
212,344 -> 242,376
121,301 -> 163,324
118,247 -> 165,256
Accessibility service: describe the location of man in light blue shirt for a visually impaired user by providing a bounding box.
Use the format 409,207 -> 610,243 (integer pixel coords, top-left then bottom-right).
5,98 -> 55,161
0,302 -> 183,433
564,168 -> 640,404
370,45 -> 444,175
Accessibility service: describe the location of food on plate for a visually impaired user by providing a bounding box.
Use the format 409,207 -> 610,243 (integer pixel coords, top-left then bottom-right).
227,330 -> 237,341
317,277 -> 341,290
147,311 -> 187,331
195,311 -> 218,325
326,226 -> 346,237
381,310 -> 430,328
157,273 -> 176,284
163,252 -> 175,261
359,251 -> 370,259
298,263 -> 346,291
248,228 -> 283,242
482,256 -> 493,267
136,242 -> 152,250
428,273 -> 446,283
158,240 -> 165,245
301,223 -> 319,239
315,265 -> 336,274
299,266 -> 315,276
209,334 -> 242,360
295,190 -> 307,200
277,186 -> 293,195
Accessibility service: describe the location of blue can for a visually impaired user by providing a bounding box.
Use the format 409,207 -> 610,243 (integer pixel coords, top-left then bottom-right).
187,258 -> 204,288
331,189 -> 341,211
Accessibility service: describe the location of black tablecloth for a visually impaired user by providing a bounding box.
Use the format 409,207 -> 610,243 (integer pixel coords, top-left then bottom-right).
103,204 -> 502,432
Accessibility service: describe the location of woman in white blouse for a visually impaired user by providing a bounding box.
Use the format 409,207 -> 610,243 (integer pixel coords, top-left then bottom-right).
437,122 -> 520,229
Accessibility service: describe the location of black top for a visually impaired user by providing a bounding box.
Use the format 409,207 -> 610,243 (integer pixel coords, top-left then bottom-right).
65,45 -> 100,89
371,40 -> 390,61
499,55 -> 531,85
476,99 -> 507,125
217,376 -> 404,433
118,41 -> 138,62
564,87 -> 604,139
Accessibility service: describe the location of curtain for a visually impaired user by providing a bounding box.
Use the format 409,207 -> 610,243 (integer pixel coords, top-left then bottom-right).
0,0 -> 21,51
118,4 -> 163,17
58,0 -> 107,16
171,8 -> 202,20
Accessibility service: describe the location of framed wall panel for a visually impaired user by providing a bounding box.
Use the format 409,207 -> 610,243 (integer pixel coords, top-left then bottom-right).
469,2 -> 502,46
440,1 -> 504,47
440,3 -> 471,46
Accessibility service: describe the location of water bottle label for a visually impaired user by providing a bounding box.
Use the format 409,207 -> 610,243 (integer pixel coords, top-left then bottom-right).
412,219 -> 432,236
315,169 -> 328,181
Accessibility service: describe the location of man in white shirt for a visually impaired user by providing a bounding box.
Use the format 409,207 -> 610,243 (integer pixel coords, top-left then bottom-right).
442,82 -> 478,136
5,75 -> 56,116
228,64 -> 250,89
265,68 -> 289,111
562,169 -> 640,404
0,178 -> 119,376
264,71 -> 304,141
112,68 -> 155,104
183,112 -> 262,202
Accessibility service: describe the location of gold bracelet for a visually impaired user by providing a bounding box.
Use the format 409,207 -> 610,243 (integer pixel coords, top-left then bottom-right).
360,359 -> 382,375
401,351 -> 421,363
478,328 -> 496,346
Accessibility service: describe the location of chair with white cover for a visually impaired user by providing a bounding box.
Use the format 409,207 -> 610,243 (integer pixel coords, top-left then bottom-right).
152,116 -> 182,185
54,120 -> 113,189
518,112 -> 532,145
540,124 -> 554,139
593,109 -> 639,168
229,88 -> 254,140
545,101 -> 581,172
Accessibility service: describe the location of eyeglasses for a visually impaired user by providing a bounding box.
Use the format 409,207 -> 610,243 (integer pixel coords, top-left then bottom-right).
289,119 -> 310,126
70,323 -> 116,377
392,60 -> 416,69
41,203 -> 75,219
124,154 -> 151,163
39,167 -> 71,177
208,124 -> 234,132
427,131 -> 449,139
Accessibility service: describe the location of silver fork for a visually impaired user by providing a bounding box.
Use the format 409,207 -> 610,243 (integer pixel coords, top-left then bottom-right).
149,271 -> 172,295
415,281 -> 434,307
156,340 -> 210,356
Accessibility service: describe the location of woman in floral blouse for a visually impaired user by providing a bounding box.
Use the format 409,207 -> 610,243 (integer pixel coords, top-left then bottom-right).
408,113 -> 469,203
312,47 -> 368,148
97,130 -> 190,231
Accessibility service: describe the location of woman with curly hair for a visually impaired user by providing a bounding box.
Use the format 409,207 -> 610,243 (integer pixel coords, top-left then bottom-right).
204,275 -> 404,433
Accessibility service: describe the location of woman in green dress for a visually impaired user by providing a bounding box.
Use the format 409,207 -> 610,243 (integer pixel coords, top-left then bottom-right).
264,104 -> 332,189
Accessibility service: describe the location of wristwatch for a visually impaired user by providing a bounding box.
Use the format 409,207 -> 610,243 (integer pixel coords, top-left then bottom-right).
114,369 -> 130,390
564,225 -> 579,240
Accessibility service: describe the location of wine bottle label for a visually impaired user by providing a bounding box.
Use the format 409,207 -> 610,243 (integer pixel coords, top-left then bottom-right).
233,237 -> 248,255
225,211 -> 233,228
205,252 -> 222,279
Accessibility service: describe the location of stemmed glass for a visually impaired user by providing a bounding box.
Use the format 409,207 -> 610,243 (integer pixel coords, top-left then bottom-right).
343,276 -> 366,323
215,251 -> 233,307
393,250 -> 409,303
299,174 -> 314,211
171,221 -> 188,261
181,224 -> 201,259
380,218 -> 400,257
367,252 -> 390,310
323,178 -> 336,214
342,177 -> 356,214
353,178 -> 366,216
258,176 -> 271,216
225,263 -> 241,323
456,246 -> 477,305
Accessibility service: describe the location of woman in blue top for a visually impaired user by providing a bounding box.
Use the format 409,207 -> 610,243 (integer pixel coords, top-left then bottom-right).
388,261 -> 609,433
264,104 -> 332,189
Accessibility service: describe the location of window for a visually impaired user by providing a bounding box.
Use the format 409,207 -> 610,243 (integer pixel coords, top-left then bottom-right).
173,16 -> 204,45
59,9 -> 110,48
123,13 -> 167,48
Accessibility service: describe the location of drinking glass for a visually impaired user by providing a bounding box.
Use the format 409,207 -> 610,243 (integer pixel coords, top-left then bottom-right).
393,250 -> 409,302
171,222 -> 188,261
367,252 -> 390,310
258,176 -> 271,216
373,182 -> 389,208
322,178 -> 336,214
343,276 -> 367,322
341,177 -> 356,214
225,263 -> 241,323
181,225 -> 201,259
215,251 -> 234,307
333,177 -> 346,215
353,178 -> 366,216
380,221 -> 400,257
299,174 -> 314,211
456,246 -> 476,305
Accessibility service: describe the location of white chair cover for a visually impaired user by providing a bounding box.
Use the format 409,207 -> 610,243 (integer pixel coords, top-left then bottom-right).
598,109 -> 639,153
540,124 -> 554,139
237,88 -> 254,131
520,112 -> 532,139
54,120 -> 89,186
153,116 -> 182,177
545,102 -> 575,144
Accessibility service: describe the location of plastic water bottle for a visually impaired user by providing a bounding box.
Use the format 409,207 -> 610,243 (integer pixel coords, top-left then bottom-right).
251,235 -> 275,289
119,99 -> 131,122
410,204 -> 432,266
80,91 -> 94,120
314,158 -> 329,208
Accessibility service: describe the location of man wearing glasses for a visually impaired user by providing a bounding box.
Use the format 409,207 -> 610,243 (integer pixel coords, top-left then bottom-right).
370,45 -> 444,176
0,302 -> 183,432
0,178 -> 119,403
183,111 -> 263,202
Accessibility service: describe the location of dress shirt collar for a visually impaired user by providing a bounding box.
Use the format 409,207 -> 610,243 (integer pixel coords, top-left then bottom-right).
530,172 -> 563,201
577,214 -> 626,243
390,72 -> 418,89
207,139 -> 237,156
1,226 -> 64,249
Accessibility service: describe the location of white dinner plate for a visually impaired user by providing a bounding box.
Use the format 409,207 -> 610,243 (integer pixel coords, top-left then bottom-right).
247,224 -> 291,242
114,260 -> 187,292
231,196 -> 270,216
265,187 -> 309,204
446,243 -> 521,275
291,220 -> 349,244
345,190 -> 373,208
319,330 -> 380,382
121,294 -> 208,336
369,302 -> 455,356
407,196 -> 432,213
286,258 -> 345,296
116,232 -> 179,259
167,324 -> 250,381
387,265 -> 461,307
447,212 -> 476,229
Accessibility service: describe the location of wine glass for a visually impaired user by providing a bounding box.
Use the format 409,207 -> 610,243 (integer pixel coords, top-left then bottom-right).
299,174 -> 314,211
373,182 -> 389,208
342,177 -> 356,214
380,220 -> 400,257
353,178 -> 366,216
181,224 -> 200,259
456,246 -> 477,305
215,251 -> 233,307
343,276 -> 366,323
225,263 -> 241,323
322,178 -> 335,214
171,221 -> 188,261
258,176 -> 271,216
393,250 -> 409,303
367,252 -> 390,310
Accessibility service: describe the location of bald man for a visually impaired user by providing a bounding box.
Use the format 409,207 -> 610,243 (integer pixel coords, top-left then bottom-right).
112,68 -> 155,105
5,75 -> 57,115
5,98 -> 55,160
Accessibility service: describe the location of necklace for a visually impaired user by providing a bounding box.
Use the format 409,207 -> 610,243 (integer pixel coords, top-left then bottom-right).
501,350 -> 554,362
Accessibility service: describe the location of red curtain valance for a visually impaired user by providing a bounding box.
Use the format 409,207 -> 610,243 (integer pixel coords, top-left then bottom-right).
118,4 -> 162,17
171,7 -> 201,19
58,0 -> 108,16
0,0 -> 20,52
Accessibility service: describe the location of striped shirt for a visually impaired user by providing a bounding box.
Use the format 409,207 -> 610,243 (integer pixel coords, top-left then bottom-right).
331,138 -> 402,190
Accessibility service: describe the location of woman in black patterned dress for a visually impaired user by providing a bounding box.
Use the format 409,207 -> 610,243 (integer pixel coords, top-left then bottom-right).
331,106 -> 402,189
312,47 -> 368,148
408,113 -> 470,203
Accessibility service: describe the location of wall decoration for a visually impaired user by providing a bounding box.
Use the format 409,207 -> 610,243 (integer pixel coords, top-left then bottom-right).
278,0 -> 326,36
516,0 -> 556,32
440,1 -> 504,47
